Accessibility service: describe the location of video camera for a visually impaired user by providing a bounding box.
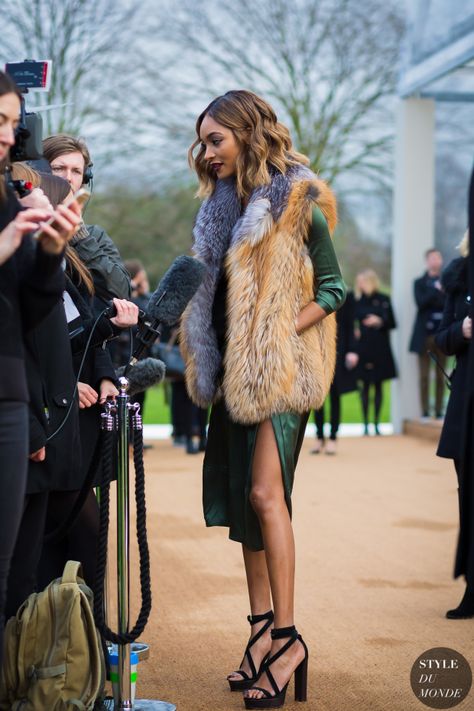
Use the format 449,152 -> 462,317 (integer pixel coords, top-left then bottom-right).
5,60 -> 52,162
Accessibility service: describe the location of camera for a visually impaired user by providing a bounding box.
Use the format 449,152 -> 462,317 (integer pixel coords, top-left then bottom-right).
5,60 -> 52,162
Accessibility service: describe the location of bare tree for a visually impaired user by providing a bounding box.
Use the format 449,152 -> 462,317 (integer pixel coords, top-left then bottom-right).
143,0 -> 404,190
0,0 -> 145,142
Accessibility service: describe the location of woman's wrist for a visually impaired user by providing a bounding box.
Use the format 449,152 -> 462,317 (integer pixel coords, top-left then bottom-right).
296,302 -> 328,334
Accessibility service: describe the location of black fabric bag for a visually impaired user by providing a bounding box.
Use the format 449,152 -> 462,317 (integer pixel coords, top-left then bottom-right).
153,343 -> 185,378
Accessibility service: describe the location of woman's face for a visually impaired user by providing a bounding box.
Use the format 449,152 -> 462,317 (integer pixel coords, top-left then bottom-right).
199,114 -> 240,179
357,274 -> 369,295
0,92 -> 20,162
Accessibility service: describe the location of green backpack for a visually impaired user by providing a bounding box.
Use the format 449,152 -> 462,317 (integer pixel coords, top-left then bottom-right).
0,560 -> 105,711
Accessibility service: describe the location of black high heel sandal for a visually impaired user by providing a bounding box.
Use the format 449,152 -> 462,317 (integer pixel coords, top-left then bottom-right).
243,625 -> 309,709
228,610 -> 274,692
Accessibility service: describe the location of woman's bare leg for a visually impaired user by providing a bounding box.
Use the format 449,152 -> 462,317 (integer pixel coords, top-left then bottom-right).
227,546 -> 273,682
244,419 -> 305,700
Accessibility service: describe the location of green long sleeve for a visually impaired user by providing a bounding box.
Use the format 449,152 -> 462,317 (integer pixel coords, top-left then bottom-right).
307,206 -> 346,315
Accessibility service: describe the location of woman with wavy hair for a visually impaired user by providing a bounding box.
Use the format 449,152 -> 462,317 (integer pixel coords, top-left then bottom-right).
182,90 -> 346,708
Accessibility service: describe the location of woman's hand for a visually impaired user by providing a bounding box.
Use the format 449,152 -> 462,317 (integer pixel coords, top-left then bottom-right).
462,316 -> 472,340
36,202 -> 82,255
0,208 -> 52,265
29,446 -> 46,462
20,188 -> 53,212
345,352 -> 359,370
99,379 -> 119,404
77,381 -> 98,409
110,299 -> 140,328
362,314 -> 383,328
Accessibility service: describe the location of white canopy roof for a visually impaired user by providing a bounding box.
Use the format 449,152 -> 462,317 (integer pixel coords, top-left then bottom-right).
399,1 -> 474,101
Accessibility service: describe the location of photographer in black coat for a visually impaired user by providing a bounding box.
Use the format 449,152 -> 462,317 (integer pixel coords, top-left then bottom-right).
435,236 -> 472,618
409,249 -> 447,418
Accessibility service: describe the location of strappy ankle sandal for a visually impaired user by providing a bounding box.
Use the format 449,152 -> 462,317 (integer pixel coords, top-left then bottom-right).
243,625 -> 309,708
227,610 -> 274,691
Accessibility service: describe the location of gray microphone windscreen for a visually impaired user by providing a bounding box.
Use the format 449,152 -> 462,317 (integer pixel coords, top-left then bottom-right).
147,255 -> 206,326
116,357 -> 165,396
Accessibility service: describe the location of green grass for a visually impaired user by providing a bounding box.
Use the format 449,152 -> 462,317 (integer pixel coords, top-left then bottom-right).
142,381 -> 392,424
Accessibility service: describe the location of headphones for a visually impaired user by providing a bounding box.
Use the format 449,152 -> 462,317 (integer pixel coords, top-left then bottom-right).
83,162 -> 94,186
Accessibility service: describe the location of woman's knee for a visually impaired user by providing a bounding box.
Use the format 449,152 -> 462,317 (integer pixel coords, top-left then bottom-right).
249,483 -> 285,517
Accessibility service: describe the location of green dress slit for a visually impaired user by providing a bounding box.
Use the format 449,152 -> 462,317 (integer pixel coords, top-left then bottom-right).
202,207 -> 346,552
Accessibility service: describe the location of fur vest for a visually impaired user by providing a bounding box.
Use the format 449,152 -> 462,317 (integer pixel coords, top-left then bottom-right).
181,163 -> 338,424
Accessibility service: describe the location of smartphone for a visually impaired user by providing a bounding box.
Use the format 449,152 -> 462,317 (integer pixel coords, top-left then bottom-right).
33,186 -> 91,240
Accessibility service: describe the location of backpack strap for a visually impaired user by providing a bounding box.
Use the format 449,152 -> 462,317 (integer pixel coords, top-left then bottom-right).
61,561 -> 84,585
29,663 -> 67,680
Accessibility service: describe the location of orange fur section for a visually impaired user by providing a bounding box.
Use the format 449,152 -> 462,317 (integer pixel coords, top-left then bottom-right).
223,178 -> 338,423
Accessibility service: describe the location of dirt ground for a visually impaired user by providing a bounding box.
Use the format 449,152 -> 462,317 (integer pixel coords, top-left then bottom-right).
106,434 -> 473,711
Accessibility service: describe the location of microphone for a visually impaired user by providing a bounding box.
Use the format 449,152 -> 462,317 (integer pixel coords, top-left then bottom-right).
125,255 -> 206,371
103,303 -> 146,319
116,357 -> 166,396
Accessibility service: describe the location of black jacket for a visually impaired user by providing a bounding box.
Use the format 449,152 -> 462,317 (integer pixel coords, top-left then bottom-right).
26,275 -> 117,493
67,277 -> 118,482
354,291 -> 397,383
334,291 -> 358,394
0,186 -> 65,402
436,258 -> 470,460
409,272 -> 446,354
72,224 -> 130,302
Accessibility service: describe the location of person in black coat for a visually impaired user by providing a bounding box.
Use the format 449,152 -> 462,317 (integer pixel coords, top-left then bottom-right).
409,249 -> 447,418
456,164 -> 474,621
5,175 -> 138,618
0,68 -> 80,660
34,176 -> 137,590
354,269 -> 397,435
311,291 -> 359,454
434,239 -> 473,618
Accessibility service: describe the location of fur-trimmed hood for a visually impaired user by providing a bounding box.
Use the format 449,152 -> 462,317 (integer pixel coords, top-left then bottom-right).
441,257 -> 468,294
181,163 -> 338,424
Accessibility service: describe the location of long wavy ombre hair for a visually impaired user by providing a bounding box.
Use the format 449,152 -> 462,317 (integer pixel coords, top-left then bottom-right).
188,90 -> 309,200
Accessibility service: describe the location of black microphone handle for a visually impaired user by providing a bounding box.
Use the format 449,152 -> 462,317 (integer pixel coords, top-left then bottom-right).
102,301 -> 146,320
125,318 -> 163,374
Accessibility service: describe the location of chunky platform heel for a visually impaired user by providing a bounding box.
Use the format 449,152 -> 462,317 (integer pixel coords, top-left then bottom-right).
243,625 -> 309,708
228,610 -> 274,691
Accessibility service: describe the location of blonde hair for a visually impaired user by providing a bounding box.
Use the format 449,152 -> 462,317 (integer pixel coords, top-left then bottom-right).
12,163 -> 94,294
188,90 -> 309,200
355,269 -> 380,298
458,230 -> 469,258
10,162 -> 42,188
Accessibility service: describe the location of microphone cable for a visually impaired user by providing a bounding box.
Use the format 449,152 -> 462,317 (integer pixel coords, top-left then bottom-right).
46,305 -> 110,442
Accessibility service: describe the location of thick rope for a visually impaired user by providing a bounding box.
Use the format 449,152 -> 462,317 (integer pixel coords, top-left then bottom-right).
94,420 -> 152,644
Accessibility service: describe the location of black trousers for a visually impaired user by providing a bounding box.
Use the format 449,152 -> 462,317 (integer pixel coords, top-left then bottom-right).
5,492 -> 48,620
38,489 -> 100,590
0,402 -> 28,663
171,380 -> 194,438
314,384 -> 341,440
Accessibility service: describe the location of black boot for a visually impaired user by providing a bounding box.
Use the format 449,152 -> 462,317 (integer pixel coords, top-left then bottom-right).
186,437 -> 198,454
446,585 -> 474,619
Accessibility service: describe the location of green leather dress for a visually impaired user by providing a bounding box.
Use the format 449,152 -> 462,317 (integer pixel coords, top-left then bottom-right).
203,207 -> 346,551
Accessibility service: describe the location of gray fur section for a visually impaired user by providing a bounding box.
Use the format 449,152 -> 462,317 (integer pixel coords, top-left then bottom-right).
183,163 -> 315,403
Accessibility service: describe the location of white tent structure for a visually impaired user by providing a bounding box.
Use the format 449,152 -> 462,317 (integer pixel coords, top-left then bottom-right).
391,2 -> 474,432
